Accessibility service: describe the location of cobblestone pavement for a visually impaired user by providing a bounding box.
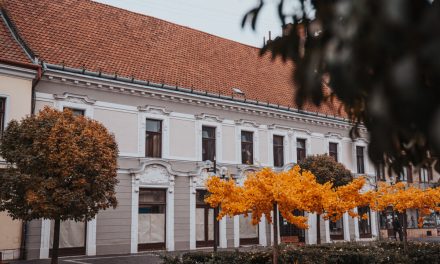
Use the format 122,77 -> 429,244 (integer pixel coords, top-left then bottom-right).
9,252 -> 162,264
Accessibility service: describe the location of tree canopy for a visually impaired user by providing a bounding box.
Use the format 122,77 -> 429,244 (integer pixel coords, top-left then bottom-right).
244,0 -> 440,173
0,107 -> 119,221
298,154 -> 353,187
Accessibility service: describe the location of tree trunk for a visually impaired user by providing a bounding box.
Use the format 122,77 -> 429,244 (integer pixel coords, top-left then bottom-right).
402,210 -> 408,253
273,203 -> 279,264
51,217 -> 61,264
316,214 -> 321,244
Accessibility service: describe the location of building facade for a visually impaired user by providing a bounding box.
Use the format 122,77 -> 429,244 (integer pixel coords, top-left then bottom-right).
0,0 -> 438,260
0,9 -> 40,261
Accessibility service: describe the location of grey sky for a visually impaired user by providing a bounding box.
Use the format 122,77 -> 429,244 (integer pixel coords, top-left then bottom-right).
93,0 -> 284,47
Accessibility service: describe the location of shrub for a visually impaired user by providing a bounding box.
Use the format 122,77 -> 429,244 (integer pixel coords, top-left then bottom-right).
161,242 -> 440,264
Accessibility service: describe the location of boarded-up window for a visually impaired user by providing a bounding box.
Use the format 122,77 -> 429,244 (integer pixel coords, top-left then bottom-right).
138,188 -> 166,250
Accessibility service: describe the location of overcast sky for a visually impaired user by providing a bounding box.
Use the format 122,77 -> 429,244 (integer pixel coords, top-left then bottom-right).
94,0 -> 283,47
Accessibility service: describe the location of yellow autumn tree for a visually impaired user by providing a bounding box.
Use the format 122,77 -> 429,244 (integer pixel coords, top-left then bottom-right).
371,182 -> 440,251
205,166 -> 370,264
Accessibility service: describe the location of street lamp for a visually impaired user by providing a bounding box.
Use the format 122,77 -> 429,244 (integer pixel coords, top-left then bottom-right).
205,157 -> 229,253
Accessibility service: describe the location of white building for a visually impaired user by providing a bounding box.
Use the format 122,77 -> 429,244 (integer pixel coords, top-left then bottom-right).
0,0 -> 437,260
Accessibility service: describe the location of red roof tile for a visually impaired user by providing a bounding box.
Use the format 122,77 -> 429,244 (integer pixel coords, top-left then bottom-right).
0,14 -> 32,65
2,0 -> 344,117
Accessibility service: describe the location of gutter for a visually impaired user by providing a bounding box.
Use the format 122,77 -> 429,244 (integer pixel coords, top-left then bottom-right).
44,63 -> 354,125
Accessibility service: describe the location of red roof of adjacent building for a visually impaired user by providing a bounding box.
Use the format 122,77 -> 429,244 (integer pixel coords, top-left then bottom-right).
1,0 -> 344,117
0,13 -> 33,65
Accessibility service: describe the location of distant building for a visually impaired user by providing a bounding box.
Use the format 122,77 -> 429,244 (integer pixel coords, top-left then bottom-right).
0,0 -> 437,260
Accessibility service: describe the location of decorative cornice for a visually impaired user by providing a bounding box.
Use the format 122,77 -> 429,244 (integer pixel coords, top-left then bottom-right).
137,105 -> 171,115
42,68 -> 367,133
195,113 -> 223,123
53,92 -> 96,105
325,132 -> 344,140
235,119 -> 260,128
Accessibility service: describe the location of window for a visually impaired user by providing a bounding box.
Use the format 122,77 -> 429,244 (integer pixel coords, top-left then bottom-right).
202,126 -> 216,161
358,206 -> 372,238
419,166 -> 432,183
296,138 -> 306,162
138,188 -> 166,250
0,98 -> 5,134
399,166 -> 412,183
63,107 -> 85,117
241,131 -> 253,165
329,142 -> 338,162
145,119 -> 162,158
356,146 -> 365,174
375,162 -> 386,181
273,135 -> 284,167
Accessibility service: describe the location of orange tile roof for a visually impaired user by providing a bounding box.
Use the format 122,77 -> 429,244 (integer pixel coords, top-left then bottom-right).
0,13 -> 32,65
2,0 -> 344,117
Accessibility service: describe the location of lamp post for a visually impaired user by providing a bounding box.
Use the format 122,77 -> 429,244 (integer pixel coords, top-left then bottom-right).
206,156 -> 219,252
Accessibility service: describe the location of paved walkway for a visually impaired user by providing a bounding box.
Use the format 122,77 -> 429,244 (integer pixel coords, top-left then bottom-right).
9,252 -> 162,264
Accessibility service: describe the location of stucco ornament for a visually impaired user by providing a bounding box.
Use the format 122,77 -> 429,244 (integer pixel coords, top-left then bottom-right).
139,165 -> 170,185
196,170 -> 213,188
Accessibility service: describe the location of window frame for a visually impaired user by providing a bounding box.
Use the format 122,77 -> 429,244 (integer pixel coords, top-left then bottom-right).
273,135 -> 284,167
63,107 -> 85,117
0,97 -> 6,135
241,131 -> 254,165
202,126 -> 216,162
329,142 -> 338,162
296,138 -> 307,163
145,118 -> 163,158
419,166 -> 432,183
358,206 -> 372,238
375,162 -> 386,181
356,146 -> 365,174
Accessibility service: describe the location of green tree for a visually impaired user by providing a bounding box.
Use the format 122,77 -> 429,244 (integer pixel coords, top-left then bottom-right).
298,154 -> 353,244
243,0 -> 440,174
0,107 -> 119,264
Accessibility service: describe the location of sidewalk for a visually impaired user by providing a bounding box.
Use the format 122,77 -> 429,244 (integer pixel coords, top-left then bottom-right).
9,252 -> 162,264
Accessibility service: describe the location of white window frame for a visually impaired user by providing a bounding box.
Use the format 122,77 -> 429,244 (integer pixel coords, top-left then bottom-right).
55,100 -> 94,118
0,94 -> 10,131
327,139 -> 342,163
196,120 -> 223,163
236,126 -> 259,166
269,130 -> 290,168
138,113 -> 170,159
293,132 -> 311,163
352,141 -> 368,175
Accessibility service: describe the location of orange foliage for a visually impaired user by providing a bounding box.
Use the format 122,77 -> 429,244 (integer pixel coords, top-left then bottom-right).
371,182 -> 440,227
205,166 -> 371,229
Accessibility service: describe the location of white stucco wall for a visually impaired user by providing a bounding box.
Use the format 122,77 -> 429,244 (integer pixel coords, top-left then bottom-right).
169,118 -> 196,159
93,108 -> 138,155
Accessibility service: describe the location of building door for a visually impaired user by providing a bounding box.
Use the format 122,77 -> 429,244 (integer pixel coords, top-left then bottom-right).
196,190 -> 218,247
239,213 -> 259,245
138,188 -> 166,251
279,210 -> 305,243
330,218 -> 344,240
50,220 -> 86,257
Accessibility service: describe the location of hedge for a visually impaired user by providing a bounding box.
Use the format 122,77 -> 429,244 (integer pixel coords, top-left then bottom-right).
161,242 -> 440,264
